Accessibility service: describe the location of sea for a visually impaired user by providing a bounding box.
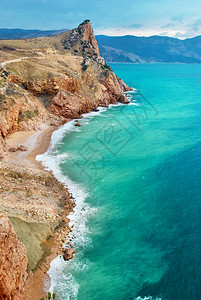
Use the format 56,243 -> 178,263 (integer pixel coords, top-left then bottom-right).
37,63 -> 201,300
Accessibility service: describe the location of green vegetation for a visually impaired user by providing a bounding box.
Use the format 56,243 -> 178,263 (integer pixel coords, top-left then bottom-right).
79,19 -> 90,26
18,109 -> 38,123
0,77 -> 4,87
0,69 -> 10,79
82,64 -> 88,71
103,63 -> 112,71
25,109 -> 38,119
40,292 -> 56,300
0,93 -> 6,104
100,62 -> 112,77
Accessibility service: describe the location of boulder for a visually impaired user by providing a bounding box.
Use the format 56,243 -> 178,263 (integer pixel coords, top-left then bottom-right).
74,122 -> 82,127
18,145 -> 28,152
62,248 -> 75,261
9,147 -> 18,152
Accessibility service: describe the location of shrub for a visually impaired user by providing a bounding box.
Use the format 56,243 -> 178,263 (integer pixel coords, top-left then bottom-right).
18,109 -> 38,123
48,292 -> 51,300
82,65 -> 88,71
25,110 -> 35,119
79,19 -> 90,26
104,63 -> 112,71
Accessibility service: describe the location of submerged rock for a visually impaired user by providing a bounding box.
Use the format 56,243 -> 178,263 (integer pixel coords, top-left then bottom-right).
62,248 -> 75,261
74,122 -> 82,127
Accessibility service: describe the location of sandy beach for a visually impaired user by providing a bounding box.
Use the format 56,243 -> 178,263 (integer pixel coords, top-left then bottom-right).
5,126 -> 57,169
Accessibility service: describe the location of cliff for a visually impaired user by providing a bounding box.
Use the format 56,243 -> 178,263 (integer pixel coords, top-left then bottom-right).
0,20 -> 130,157
0,216 -> 28,299
0,20 -> 131,299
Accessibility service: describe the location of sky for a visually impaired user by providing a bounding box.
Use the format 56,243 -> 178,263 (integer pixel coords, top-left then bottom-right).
0,0 -> 201,38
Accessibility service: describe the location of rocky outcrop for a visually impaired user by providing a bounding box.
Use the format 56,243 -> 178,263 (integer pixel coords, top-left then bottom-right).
0,161 -> 74,271
25,75 -> 79,96
0,20 -> 130,152
0,216 -> 28,300
78,20 -> 100,57
0,81 -> 50,157
61,20 -> 99,58
116,76 -> 132,92
62,247 -> 75,261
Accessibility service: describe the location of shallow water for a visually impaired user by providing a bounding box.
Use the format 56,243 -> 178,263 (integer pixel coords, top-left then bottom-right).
38,63 -> 201,300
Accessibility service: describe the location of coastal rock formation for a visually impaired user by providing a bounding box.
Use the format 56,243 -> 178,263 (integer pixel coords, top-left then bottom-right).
0,20 -> 131,152
0,216 -> 28,300
61,20 -> 99,58
62,248 -> 75,261
0,162 -> 74,272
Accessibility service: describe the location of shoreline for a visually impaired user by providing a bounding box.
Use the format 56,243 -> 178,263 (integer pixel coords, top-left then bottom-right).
4,124 -> 73,299
22,126 -> 61,300
23,101 -> 133,299
5,101 -> 133,299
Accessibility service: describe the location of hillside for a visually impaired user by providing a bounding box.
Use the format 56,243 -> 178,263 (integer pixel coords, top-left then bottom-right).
0,28 -> 67,39
2,27 -> 201,64
0,20 -> 130,151
96,35 -> 201,63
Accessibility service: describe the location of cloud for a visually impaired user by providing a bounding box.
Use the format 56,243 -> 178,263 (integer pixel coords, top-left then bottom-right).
174,18 -> 201,38
188,18 -> 201,32
129,23 -> 143,29
171,16 -> 184,23
174,31 -> 188,38
158,32 -> 169,36
161,23 -> 174,29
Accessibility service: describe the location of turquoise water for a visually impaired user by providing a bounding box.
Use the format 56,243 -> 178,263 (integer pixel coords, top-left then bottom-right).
40,64 -> 201,300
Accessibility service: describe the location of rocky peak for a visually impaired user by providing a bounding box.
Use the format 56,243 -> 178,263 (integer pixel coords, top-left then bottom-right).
78,20 -> 99,57
61,20 -> 99,59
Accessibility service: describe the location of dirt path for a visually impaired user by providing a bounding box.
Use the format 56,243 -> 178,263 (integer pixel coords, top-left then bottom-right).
0,54 -> 46,69
1,57 -> 31,68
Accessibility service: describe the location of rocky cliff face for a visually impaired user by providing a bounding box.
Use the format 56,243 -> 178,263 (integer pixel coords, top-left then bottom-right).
0,216 -> 28,300
61,20 -> 99,58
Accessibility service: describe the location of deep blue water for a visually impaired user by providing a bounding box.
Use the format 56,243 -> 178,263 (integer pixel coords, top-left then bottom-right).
41,64 -> 201,300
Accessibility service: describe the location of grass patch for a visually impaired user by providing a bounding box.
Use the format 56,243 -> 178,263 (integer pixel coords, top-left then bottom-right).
18,109 -> 38,122
0,77 -> 4,87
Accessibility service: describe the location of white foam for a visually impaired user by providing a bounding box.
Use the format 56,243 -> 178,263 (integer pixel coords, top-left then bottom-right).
135,297 -> 162,300
124,88 -> 138,94
36,101 -> 129,298
36,107 -> 110,298
108,102 -> 125,108
129,102 -> 140,106
82,106 -> 107,118
37,144 -> 95,298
